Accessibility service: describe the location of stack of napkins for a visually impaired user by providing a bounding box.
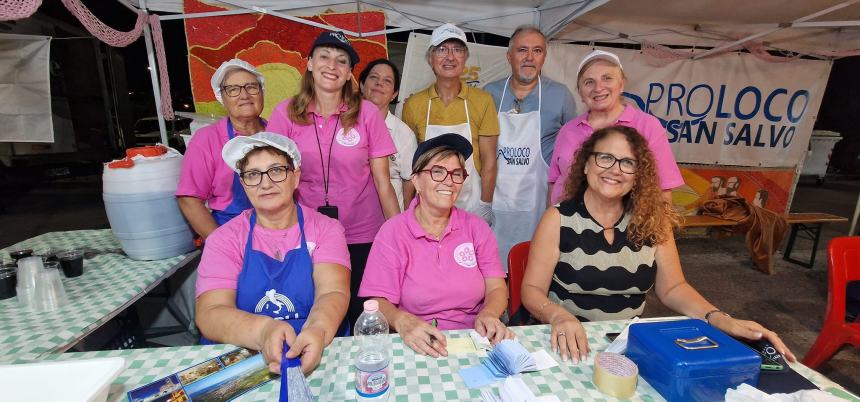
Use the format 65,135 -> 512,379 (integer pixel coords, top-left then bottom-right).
480,377 -> 562,402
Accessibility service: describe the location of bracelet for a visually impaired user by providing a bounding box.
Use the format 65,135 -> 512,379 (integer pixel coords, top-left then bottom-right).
704,309 -> 731,324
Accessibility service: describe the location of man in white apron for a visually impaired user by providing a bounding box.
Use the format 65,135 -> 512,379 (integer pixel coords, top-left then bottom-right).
484,26 -> 577,270
401,23 -> 500,225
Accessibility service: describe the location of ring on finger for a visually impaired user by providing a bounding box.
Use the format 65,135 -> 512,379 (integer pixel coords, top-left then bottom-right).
557,332 -> 566,338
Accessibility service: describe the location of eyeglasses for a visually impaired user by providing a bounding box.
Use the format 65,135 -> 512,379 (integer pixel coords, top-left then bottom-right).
418,165 -> 468,184
221,82 -> 261,98
239,165 -> 293,186
433,46 -> 467,57
512,98 -> 523,114
591,152 -> 638,174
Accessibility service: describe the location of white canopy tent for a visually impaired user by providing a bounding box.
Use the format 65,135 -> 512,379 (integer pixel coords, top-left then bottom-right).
123,0 -> 860,233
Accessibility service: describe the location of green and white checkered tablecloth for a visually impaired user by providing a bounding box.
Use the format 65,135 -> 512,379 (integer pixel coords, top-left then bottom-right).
0,230 -> 199,362
25,320 -> 850,402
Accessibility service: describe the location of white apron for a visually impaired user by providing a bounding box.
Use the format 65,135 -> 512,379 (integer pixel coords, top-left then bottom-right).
492,77 -> 547,270
424,98 -> 482,214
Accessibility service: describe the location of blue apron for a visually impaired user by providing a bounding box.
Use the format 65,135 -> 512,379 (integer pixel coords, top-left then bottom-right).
235,206 -> 315,332
199,204 -> 313,345
211,119 -> 255,226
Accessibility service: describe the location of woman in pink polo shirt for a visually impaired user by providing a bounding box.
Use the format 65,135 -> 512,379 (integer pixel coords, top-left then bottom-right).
195,132 -> 351,375
547,50 -> 683,205
359,134 -> 514,358
267,32 -> 400,326
177,59 -> 267,238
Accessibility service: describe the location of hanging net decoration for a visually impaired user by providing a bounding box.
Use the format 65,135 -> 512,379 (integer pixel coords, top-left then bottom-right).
149,14 -> 175,120
0,0 -> 41,21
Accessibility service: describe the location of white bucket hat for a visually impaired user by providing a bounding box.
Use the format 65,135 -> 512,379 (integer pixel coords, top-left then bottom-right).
222,132 -> 302,173
431,23 -> 467,47
576,50 -> 624,78
210,59 -> 265,105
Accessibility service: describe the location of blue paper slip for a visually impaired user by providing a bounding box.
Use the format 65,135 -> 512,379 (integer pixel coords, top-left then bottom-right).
458,339 -> 538,389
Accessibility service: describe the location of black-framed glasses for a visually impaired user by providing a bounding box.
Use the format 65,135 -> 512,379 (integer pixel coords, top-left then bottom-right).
419,165 -> 468,184
591,152 -> 638,174
221,82 -> 262,97
433,46 -> 467,57
239,165 -> 293,186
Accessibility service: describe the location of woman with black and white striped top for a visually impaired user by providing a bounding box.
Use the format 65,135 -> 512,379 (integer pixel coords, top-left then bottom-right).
520,125 -> 795,365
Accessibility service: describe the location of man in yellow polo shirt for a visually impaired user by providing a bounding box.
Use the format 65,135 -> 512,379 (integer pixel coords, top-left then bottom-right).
402,23 -> 500,225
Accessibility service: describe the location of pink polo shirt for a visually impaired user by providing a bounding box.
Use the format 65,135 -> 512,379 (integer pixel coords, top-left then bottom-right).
176,117 -> 239,211
267,99 -> 396,244
547,104 -> 684,204
358,198 -> 507,330
195,205 -> 351,298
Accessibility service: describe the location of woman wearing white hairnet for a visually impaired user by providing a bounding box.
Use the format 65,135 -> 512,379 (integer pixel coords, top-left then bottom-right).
177,59 -> 268,239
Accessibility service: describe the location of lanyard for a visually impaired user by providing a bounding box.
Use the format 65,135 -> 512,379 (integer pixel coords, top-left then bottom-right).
313,115 -> 339,206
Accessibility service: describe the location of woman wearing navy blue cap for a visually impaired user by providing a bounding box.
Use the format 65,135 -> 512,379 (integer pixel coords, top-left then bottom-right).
267,31 -> 400,326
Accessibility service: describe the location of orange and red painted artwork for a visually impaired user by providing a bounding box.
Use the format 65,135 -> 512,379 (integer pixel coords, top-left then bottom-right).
184,0 -> 388,118
672,166 -> 796,215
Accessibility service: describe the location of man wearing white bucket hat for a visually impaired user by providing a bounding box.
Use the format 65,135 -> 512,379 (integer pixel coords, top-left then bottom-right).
196,132 -> 350,375
483,25 -> 577,272
401,23 -> 500,226
177,58 -> 267,239
547,49 -> 682,205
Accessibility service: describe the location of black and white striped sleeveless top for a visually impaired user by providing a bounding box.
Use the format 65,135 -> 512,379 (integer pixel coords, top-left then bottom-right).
549,195 -> 657,322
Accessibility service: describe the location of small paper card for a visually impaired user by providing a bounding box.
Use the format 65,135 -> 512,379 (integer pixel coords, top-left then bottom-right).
447,337 -> 480,354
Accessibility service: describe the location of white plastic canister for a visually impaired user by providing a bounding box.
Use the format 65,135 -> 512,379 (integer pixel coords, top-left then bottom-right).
102,146 -> 195,260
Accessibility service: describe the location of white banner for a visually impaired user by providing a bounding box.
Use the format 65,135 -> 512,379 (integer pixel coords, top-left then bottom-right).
396,33 -> 508,117
543,44 -> 832,167
0,34 -> 53,143
399,35 -> 833,168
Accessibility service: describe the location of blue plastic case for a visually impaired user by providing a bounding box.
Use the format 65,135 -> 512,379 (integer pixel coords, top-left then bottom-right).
626,319 -> 761,402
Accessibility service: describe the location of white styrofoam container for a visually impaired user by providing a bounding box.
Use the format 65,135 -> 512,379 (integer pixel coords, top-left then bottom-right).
0,357 -> 126,402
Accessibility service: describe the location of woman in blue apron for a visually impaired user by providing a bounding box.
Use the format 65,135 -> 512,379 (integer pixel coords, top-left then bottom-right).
177,59 -> 268,239
195,132 -> 351,375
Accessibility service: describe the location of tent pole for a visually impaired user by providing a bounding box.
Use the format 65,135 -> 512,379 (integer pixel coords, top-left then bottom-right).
850,191 -> 860,235
694,0 -> 860,59
140,0 -> 169,145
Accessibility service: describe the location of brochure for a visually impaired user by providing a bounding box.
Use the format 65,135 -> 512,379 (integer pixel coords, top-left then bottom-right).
127,348 -> 277,402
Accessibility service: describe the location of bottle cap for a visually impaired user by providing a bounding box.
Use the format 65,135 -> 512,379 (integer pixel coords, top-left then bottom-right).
363,299 -> 379,313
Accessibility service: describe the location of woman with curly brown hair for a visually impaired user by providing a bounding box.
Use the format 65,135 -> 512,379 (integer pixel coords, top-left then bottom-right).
521,126 -> 794,364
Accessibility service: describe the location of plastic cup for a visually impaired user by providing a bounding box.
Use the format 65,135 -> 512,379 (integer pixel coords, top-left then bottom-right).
0,269 -> 16,300
16,256 -> 43,290
34,247 -> 59,263
17,286 -> 35,308
9,249 -> 33,262
57,250 -> 85,278
33,269 -> 66,312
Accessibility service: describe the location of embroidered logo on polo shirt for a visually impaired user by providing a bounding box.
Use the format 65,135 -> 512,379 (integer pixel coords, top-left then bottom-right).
454,242 -> 477,268
336,127 -> 361,147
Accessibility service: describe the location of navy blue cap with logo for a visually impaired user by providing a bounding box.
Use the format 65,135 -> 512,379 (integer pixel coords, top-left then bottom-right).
412,133 -> 474,169
309,31 -> 360,67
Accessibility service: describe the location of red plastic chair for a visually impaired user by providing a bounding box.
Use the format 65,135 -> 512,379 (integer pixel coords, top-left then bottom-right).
507,241 -> 531,318
803,236 -> 860,368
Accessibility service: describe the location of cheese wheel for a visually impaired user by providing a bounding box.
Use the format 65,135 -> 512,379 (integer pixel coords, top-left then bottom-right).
592,352 -> 639,399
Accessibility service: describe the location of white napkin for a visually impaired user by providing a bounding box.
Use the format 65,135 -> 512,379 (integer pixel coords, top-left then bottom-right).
725,383 -> 843,402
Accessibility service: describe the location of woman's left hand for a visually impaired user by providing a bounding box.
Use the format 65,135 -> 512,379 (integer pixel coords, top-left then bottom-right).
474,313 -> 515,344
709,314 -> 796,362
286,326 -> 327,375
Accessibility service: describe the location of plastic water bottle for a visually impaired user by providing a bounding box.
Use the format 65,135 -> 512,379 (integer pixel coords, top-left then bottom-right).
354,300 -> 391,401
